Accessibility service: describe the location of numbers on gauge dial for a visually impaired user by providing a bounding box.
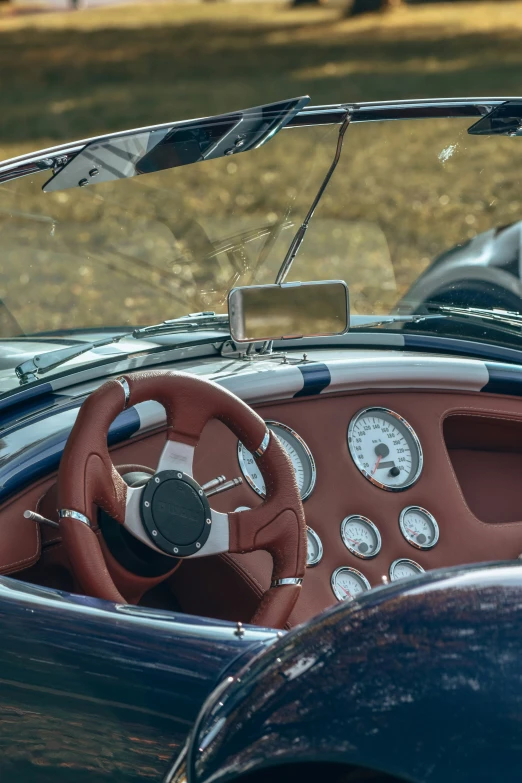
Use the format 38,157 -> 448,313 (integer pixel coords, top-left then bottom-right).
348,408 -> 422,490
399,507 -> 439,549
389,558 -> 425,581
341,515 -> 381,559
331,567 -> 371,601
238,421 -> 315,500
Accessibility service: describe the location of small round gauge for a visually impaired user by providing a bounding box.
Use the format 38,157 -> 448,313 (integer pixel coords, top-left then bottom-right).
347,407 -> 423,491
331,566 -> 371,601
238,421 -> 316,500
399,506 -> 439,550
389,558 -> 425,581
341,515 -> 381,559
306,527 -> 323,567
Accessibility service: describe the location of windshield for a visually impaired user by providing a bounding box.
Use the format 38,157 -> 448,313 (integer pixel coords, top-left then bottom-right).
0,123 -> 338,335
2,110 -> 522,394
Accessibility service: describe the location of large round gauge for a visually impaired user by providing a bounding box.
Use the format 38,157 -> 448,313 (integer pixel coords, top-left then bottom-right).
399,506 -> 439,550
347,407 -> 423,491
389,558 -> 425,581
306,527 -> 323,567
341,515 -> 381,559
331,566 -> 371,601
238,421 -> 316,500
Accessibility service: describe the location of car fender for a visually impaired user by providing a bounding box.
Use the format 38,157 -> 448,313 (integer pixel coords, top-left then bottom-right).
187,562 -> 522,783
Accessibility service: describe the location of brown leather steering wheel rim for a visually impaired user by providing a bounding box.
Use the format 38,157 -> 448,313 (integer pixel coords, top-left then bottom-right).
56,370 -> 307,628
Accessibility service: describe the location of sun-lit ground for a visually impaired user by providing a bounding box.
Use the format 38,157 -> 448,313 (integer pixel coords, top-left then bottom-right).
2,0 -> 522,333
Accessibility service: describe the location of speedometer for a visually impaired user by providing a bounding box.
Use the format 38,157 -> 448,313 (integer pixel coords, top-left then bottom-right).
347,407 -> 423,491
238,421 -> 316,500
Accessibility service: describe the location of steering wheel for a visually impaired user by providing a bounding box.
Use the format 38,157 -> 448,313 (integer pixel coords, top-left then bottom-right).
56,371 -> 306,628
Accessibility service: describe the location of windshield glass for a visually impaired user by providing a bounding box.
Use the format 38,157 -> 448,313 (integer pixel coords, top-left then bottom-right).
0,123 -> 338,336
2,112 -> 522,394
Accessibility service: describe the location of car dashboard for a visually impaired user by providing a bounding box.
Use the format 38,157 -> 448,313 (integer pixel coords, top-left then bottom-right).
1,347 -> 522,627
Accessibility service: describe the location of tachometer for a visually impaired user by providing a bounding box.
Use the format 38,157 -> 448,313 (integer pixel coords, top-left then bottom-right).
331,566 -> 371,601
347,407 -> 423,490
238,421 -> 316,500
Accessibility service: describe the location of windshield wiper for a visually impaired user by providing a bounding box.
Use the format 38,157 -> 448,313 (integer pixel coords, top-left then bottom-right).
349,307 -> 522,334
423,304 -> 522,330
15,312 -> 229,384
132,312 -> 228,338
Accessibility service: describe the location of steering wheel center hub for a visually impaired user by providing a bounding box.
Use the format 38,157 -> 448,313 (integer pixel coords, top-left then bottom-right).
140,470 -> 211,556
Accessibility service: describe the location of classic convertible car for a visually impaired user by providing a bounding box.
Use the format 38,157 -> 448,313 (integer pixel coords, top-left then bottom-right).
2,97 -> 522,782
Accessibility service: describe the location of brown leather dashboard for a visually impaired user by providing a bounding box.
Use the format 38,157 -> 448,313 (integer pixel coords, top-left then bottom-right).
5,388 -> 522,627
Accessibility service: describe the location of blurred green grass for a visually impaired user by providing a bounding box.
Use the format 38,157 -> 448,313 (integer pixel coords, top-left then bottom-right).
2,0 -> 522,156
2,0 -> 522,335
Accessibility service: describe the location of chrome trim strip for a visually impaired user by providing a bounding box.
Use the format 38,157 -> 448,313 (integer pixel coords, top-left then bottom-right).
115,376 -> 130,408
254,429 -> 270,458
270,577 -> 303,588
59,509 -> 92,527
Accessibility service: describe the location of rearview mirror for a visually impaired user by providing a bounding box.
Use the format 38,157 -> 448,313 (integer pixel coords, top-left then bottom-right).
228,280 -> 349,342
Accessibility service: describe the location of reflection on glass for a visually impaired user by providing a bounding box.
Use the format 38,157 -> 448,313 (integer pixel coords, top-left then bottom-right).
228,281 -> 349,342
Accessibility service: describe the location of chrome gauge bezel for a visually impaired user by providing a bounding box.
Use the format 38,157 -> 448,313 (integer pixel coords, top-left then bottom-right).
399,506 -> 439,550
331,566 -> 371,601
237,420 -> 316,501
306,526 -> 323,567
340,515 -> 382,560
389,558 -> 425,581
347,407 -> 423,492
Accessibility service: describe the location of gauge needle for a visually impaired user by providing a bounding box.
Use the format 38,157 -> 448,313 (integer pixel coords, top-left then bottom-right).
341,587 -> 353,598
371,455 -> 382,476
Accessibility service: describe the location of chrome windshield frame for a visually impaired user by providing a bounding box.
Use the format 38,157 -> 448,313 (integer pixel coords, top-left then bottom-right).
1,97 -> 520,187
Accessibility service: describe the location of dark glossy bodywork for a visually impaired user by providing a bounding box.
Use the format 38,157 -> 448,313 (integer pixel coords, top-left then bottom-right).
190,562 -> 522,783
0,577 -> 275,782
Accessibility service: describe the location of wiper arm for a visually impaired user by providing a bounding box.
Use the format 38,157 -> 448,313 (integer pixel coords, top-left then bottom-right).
350,307 -> 522,334
349,314 -> 436,329
14,312 -> 229,385
15,335 -> 126,384
132,312 -> 229,339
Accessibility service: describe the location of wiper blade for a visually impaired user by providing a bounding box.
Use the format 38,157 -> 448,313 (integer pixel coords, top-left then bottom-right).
14,312 -> 230,385
424,304 -> 522,329
349,314 -> 436,329
132,312 -> 229,338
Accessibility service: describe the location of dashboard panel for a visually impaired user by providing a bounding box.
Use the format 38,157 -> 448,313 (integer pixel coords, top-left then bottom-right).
4,384 -> 522,627
194,389 -> 522,625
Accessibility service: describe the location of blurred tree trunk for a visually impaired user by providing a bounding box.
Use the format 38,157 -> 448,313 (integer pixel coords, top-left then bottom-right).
347,0 -> 403,16
292,0 -> 325,6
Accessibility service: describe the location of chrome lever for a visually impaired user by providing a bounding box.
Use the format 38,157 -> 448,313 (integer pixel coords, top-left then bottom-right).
24,510 -> 60,529
201,475 -> 226,492
205,477 -> 243,498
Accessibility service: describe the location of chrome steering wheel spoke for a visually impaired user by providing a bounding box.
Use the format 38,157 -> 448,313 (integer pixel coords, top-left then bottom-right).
156,439 -> 195,476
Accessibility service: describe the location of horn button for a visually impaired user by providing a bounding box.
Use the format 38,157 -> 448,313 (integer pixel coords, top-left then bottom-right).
140,470 -> 212,556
